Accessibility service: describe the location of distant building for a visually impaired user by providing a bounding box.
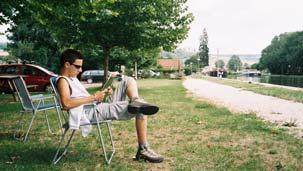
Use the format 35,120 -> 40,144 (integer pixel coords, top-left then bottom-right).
202,66 -> 227,78
157,59 -> 184,71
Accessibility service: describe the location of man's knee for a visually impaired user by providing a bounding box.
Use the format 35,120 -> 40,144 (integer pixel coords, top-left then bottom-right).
124,76 -> 136,87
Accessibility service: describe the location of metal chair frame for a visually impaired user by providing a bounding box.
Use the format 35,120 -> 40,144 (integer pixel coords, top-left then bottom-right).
50,76 -> 115,165
12,76 -> 62,141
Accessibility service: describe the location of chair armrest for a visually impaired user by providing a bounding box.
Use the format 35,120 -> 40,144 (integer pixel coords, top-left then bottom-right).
83,103 -> 97,108
30,94 -> 44,100
30,94 -> 55,101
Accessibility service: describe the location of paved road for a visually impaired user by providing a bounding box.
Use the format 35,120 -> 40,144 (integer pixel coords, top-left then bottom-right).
183,78 -> 303,137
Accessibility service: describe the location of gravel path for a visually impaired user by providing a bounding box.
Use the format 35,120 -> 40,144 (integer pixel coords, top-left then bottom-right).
183,78 -> 303,137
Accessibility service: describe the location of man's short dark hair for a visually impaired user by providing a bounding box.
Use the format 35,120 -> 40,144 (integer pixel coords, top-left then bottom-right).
60,49 -> 84,67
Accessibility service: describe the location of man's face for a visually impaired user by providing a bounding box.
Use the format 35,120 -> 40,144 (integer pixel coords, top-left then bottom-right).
66,59 -> 83,77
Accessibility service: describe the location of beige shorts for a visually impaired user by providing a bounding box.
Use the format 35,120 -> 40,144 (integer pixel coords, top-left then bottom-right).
85,76 -> 143,122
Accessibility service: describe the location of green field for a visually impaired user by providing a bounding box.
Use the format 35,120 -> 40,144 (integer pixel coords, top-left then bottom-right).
0,79 -> 302,170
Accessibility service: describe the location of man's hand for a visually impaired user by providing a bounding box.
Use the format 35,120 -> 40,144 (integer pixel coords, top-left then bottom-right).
105,87 -> 113,96
94,88 -> 113,102
93,91 -> 106,102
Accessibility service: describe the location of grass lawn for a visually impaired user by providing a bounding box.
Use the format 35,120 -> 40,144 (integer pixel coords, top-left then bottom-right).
197,76 -> 303,103
0,79 -> 302,170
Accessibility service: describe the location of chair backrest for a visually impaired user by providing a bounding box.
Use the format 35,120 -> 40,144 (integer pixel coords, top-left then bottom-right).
12,76 -> 34,110
50,76 -> 63,109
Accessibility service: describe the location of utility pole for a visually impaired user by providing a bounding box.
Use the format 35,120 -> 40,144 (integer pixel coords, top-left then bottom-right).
197,58 -> 200,72
217,48 -> 219,64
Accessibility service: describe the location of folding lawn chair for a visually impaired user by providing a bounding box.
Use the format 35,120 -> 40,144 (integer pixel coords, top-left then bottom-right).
50,76 -> 115,165
12,76 -> 62,141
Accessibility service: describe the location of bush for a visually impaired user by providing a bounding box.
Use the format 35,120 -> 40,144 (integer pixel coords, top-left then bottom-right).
184,67 -> 192,75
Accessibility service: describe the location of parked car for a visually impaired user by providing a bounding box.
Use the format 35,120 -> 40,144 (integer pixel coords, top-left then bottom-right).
137,69 -> 160,78
0,63 -> 57,92
81,70 -> 105,83
150,70 -> 160,77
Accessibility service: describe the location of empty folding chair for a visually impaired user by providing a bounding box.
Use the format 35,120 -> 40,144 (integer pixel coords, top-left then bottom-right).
50,76 -> 115,165
12,76 -> 62,141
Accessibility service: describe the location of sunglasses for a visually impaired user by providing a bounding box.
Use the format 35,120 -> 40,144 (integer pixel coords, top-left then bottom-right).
71,63 -> 82,69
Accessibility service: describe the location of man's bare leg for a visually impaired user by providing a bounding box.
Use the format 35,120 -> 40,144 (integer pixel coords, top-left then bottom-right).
126,79 -> 139,99
136,115 -> 147,144
125,78 -> 163,163
126,80 -> 147,144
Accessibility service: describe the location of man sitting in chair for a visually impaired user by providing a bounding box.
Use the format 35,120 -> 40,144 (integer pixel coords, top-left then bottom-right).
57,49 -> 163,163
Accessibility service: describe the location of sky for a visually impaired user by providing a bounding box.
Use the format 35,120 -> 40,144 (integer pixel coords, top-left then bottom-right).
0,24 -> 9,43
178,0 -> 303,54
1,0 -> 303,54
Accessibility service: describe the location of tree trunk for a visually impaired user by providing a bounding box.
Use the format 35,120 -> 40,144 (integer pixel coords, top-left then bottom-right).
48,49 -> 56,69
103,46 -> 110,83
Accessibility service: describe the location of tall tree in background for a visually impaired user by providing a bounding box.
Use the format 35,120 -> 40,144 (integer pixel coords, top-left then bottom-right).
215,59 -> 225,68
198,28 -> 209,67
227,55 -> 242,72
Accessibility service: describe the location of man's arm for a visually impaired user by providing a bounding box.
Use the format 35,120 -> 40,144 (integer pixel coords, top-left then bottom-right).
57,78 -> 105,110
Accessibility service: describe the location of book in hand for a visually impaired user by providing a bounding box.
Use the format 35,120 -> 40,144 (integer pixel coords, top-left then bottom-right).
101,75 -> 115,91
100,74 -> 122,102
100,74 -> 122,91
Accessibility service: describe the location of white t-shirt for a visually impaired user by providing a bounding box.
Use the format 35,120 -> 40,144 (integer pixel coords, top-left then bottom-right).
57,76 -> 92,136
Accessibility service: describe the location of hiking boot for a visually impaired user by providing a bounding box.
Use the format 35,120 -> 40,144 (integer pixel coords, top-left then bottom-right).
135,145 -> 164,163
128,98 -> 159,115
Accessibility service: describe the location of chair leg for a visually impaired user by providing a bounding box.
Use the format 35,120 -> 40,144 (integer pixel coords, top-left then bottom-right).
44,111 -> 53,134
96,122 -> 115,164
52,129 -> 75,165
55,106 -> 63,134
14,111 -> 25,140
23,111 -> 38,141
106,122 -> 115,163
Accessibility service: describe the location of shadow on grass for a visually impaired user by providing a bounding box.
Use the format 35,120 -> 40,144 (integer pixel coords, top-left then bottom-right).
0,104 -> 20,114
0,132 -> 15,141
0,144 -> 56,165
0,141 -> 99,168
195,103 -> 213,109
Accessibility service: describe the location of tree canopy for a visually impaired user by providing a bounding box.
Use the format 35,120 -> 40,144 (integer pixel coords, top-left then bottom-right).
1,0 -> 193,80
184,53 -> 198,65
184,53 -> 199,73
259,31 -> 303,75
7,21 -> 60,71
215,59 -> 225,69
227,55 -> 242,72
